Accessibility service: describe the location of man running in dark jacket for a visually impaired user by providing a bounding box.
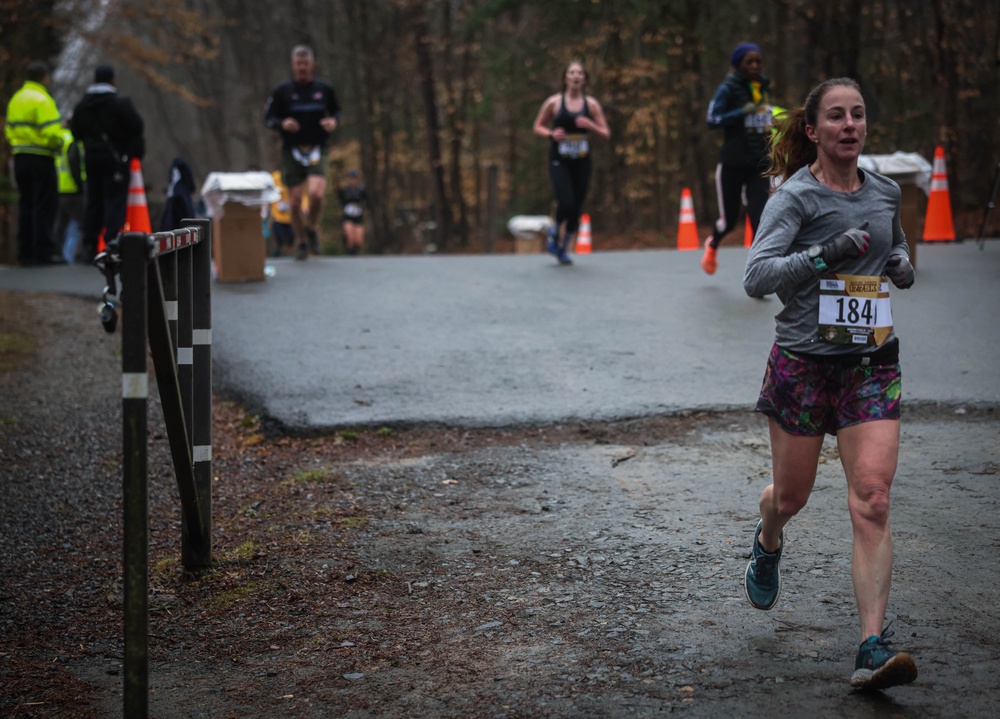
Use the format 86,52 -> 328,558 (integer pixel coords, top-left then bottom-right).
71,64 -> 145,263
264,45 -> 341,260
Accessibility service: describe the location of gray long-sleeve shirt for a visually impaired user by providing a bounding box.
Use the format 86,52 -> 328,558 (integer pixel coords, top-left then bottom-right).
743,166 -> 909,356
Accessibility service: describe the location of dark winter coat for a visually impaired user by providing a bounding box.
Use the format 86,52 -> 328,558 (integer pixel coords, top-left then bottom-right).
70,84 -> 145,166
706,72 -> 774,170
160,157 -> 197,232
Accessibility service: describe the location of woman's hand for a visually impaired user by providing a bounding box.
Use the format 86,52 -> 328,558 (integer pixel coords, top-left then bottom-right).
885,255 -> 914,289
825,222 -> 870,264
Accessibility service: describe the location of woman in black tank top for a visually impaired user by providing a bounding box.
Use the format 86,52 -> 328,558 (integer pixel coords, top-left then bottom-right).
532,60 -> 610,264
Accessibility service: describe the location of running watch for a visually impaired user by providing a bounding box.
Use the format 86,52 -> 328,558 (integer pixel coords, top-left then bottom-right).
807,245 -> 828,272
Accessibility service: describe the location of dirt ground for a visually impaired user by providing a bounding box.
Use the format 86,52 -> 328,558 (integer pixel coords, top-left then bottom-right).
2,290 -> 998,719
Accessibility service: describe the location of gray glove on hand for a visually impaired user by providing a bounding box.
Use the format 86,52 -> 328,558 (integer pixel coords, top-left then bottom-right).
742,101 -> 758,115
824,221 -> 870,264
885,255 -> 914,289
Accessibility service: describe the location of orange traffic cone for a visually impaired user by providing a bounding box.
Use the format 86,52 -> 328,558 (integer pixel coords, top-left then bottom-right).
576,214 -> 592,254
677,188 -> 699,250
744,214 -> 753,247
123,158 -> 152,233
923,146 -> 955,241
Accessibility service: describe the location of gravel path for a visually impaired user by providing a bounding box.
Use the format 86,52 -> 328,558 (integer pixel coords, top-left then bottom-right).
2,291 -> 999,718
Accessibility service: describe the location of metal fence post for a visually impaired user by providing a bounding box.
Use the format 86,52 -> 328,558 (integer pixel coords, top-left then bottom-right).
113,223 -> 214,717
120,231 -> 150,719
186,218 -> 213,567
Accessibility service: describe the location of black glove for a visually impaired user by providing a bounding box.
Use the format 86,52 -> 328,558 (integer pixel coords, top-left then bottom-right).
885,255 -> 914,289
824,221 -> 870,265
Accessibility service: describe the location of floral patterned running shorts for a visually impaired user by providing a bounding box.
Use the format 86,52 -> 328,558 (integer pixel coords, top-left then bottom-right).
755,343 -> 902,436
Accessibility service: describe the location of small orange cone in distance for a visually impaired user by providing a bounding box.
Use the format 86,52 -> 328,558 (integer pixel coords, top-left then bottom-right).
744,214 -> 753,247
677,188 -> 699,250
124,157 -> 152,233
576,214 -> 592,254
923,146 -> 955,241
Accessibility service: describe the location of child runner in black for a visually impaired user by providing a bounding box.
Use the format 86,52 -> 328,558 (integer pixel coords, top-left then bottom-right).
337,169 -> 369,255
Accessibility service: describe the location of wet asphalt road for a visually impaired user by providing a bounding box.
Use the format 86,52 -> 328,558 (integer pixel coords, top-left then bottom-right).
2,241 -> 998,430
3,242 -> 1000,717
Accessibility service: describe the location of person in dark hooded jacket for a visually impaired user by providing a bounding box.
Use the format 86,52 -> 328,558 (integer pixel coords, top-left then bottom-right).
701,42 -> 775,276
70,64 -> 145,261
160,157 -> 197,231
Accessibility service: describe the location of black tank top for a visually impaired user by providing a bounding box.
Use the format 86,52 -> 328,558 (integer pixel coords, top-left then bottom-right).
551,93 -> 591,159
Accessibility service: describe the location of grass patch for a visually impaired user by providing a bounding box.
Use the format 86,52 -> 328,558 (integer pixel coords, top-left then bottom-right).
225,539 -> 257,563
0,330 -> 37,374
337,515 -> 368,529
292,468 -> 338,484
0,331 -> 36,354
209,581 -> 269,609
151,556 -> 179,578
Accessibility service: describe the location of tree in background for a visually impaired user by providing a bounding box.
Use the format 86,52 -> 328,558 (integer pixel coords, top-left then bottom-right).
4,0 -> 998,259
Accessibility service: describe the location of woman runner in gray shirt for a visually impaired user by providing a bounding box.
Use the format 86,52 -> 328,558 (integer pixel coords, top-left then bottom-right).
741,77 -> 918,690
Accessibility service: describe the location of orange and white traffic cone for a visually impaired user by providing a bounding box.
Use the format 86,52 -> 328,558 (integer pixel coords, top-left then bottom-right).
677,188 -> 699,251
923,145 -> 956,242
744,214 -> 753,247
576,214 -> 592,254
123,158 -> 152,233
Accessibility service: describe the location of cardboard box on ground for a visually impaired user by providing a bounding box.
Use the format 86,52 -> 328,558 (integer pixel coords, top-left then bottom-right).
213,203 -> 266,282
200,172 -> 280,282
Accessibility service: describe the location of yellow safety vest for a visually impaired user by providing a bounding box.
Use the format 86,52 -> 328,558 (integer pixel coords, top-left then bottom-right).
270,170 -> 308,224
57,128 -> 84,194
4,81 -> 63,157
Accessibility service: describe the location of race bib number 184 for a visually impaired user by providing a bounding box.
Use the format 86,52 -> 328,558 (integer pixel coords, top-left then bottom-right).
818,274 -> 893,346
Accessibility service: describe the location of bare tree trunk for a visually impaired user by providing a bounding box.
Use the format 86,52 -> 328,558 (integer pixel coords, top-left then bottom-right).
342,0 -> 393,252
443,22 -> 475,247
413,5 -> 452,250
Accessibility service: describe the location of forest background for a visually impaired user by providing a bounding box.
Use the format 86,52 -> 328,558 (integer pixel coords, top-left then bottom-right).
1,0 -> 998,256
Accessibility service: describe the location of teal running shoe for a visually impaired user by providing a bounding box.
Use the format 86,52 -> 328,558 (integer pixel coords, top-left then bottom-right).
744,520 -> 782,610
850,626 -> 918,689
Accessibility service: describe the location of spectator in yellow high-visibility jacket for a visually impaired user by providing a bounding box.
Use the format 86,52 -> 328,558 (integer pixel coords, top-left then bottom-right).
55,125 -> 86,263
4,61 -> 64,266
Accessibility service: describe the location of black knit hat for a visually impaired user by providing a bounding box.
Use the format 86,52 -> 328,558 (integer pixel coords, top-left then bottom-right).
94,65 -> 115,83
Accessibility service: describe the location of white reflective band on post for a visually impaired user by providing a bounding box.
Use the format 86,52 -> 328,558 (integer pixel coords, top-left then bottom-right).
930,178 -> 949,191
193,445 -> 212,462
166,301 -> 178,321
177,347 -> 193,365
122,373 -> 148,399
193,329 -> 212,345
